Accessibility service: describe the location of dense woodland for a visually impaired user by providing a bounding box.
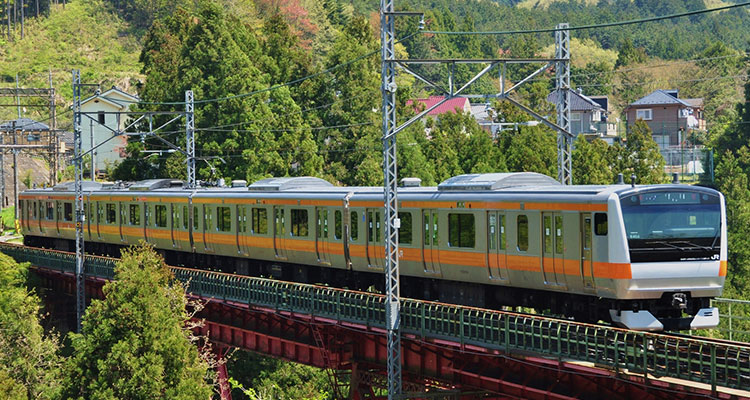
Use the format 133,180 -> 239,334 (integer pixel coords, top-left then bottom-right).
1,0 -> 750,397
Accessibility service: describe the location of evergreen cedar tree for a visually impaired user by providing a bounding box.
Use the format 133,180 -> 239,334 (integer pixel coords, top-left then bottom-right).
61,244 -> 213,400
0,253 -> 61,400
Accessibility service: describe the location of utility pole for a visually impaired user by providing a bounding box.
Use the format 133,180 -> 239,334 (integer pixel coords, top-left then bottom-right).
12,122 -> 18,220
72,69 -> 85,332
380,0 -> 401,398
49,70 -> 57,186
185,90 -> 195,188
555,23 -> 572,185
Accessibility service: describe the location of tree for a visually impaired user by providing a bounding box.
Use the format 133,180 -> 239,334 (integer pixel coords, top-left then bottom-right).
617,120 -> 666,184
61,244 -> 213,400
0,252 -> 61,400
572,135 -> 613,185
615,38 -> 647,68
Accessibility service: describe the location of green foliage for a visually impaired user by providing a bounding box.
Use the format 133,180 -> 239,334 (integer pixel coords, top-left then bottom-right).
227,350 -> 332,400
0,252 -> 61,400
615,38 -> 648,68
61,244 -> 213,400
572,136 -> 613,185
616,120 -> 666,184
1,207 -> 16,232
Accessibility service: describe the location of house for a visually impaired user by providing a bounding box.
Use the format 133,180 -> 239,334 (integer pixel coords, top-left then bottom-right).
624,90 -> 705,149
547,89 -> 617,141
79,86 -> 140,174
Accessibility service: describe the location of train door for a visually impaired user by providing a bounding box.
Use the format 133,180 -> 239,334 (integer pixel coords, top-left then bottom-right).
95,202 -> 103,240
170,204 -> 181,249
273,206 -> 287,260
55,201 -> 62,236
422,209 -> 440,275
37,201 -> 44,233
487,211 -> 508,281
581,213 -> 595,291
202,204 -> 214,252
542,212 -> 565,286
119,203 -> 126,242
366,208 -> 383,269
236,205 -> 250,256
316,208 -> 331,265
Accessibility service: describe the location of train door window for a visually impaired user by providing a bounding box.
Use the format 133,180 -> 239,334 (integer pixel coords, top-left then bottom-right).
203,206 -> 213,231
237,207 -> 246,233
145,204 -> 151,227
106,204 -> 116,223
155,205 -> 168,228
56,202 -> 62,222
64,203 -> 73,221
368,211 -> 374,242
489,214 -> 496,250
398,212 -> 412,245
424,211 -> 430,245
334,210 -> 342,240
555,215 -> 564,254
172,205 -> 179,229
316,209 -> 328,238
183,206 -> 189,229
499,215 -> 506,249
252,208 -> 268,234
120,204 -> 126,226
193,207 -> 199,230
595,213 -> 608,235
448,213 -> 475,248
543,215 -> 552,252
29,200 -> 35,219
517,215 -> 529,252
291,209 -> 308,237
350,211 -> 359,241
129,204 -> 141,225
217,206 -> 231,232
47,202 -> 54,220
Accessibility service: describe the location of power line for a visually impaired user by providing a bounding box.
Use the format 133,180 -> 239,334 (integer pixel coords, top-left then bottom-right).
577,73 -> 749,88
423,1 -> 750,36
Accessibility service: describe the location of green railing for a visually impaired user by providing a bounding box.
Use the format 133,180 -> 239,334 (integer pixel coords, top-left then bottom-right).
712,298 -> 750,343
2,243 -> 749,393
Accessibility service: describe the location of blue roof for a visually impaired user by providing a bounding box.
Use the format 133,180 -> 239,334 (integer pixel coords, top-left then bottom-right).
630,90 -> 691,107
0,118 -> 50,131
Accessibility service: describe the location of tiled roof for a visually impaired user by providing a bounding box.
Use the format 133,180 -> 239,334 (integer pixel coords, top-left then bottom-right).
547,90 -> 604,112
683,98 -> 704,108
407,96 -> 470,116
0,118 -> 50,131
630,90 -> 691,107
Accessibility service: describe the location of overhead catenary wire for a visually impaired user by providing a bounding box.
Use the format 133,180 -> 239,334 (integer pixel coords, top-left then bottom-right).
423,1 -> 750,36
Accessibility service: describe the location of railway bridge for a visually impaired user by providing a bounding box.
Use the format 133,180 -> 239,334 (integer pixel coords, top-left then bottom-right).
2,242 -> 749,400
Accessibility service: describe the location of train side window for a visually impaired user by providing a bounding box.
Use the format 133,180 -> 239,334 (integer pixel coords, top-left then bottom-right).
47,202 -> 54,220
217,206 -> 231,232
106,204 -> 116,223
252,208 -> 268,234
334,210 -> 342,240
595,213 -> 608,236
291,209 -> 308,236
129,204 -> 140,225
350,211 -> 359,242
448,213 -> 475,248
517,215 -> 529,252
155,205 -> 168,228
64,203 -> 73,221
398,212 -> 412,245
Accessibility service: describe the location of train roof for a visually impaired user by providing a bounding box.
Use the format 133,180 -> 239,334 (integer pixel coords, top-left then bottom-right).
22,172 -> 718,201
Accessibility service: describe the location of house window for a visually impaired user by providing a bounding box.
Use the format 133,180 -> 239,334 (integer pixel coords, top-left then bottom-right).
636,109 -> 652,120
679,109 -> 689,118
571,112 -> 582,133
98,112 -> 105,124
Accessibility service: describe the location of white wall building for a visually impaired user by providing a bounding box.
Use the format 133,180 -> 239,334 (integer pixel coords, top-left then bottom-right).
80,87 -> 139,174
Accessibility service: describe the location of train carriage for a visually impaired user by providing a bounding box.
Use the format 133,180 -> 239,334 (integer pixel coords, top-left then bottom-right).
19,172 -> 726,331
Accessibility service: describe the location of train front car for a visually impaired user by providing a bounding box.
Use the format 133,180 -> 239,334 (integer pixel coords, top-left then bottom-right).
608,185 -> 726,331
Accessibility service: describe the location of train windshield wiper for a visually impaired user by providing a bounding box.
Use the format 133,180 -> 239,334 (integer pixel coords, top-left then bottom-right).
671,241 -> 713,251
644,240 -> 686,251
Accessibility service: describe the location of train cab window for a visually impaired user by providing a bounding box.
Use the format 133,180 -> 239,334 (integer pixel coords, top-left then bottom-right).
217,206 -> 231,232
129,204 -> 141,226
106,204 -> 116,223
47,202 -> 54,220
350,211 -> 359,242
517,215 -> 529,252
595,213 -> 608,236
448,213 -> 475,248
252,208 -> 267,234
155,205 -> 168,228
398,212 -> 412,245
64,203 -> 73,222
193,207 -> 199,230
291,209 -> 308,236
334,210 -> 342,240
183,206 -> 189,229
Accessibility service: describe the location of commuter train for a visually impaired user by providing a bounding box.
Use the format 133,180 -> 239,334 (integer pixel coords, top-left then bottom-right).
18,172 -> 726,331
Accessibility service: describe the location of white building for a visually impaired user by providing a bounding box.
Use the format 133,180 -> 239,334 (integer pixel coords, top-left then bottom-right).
80,87 -> 139,174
